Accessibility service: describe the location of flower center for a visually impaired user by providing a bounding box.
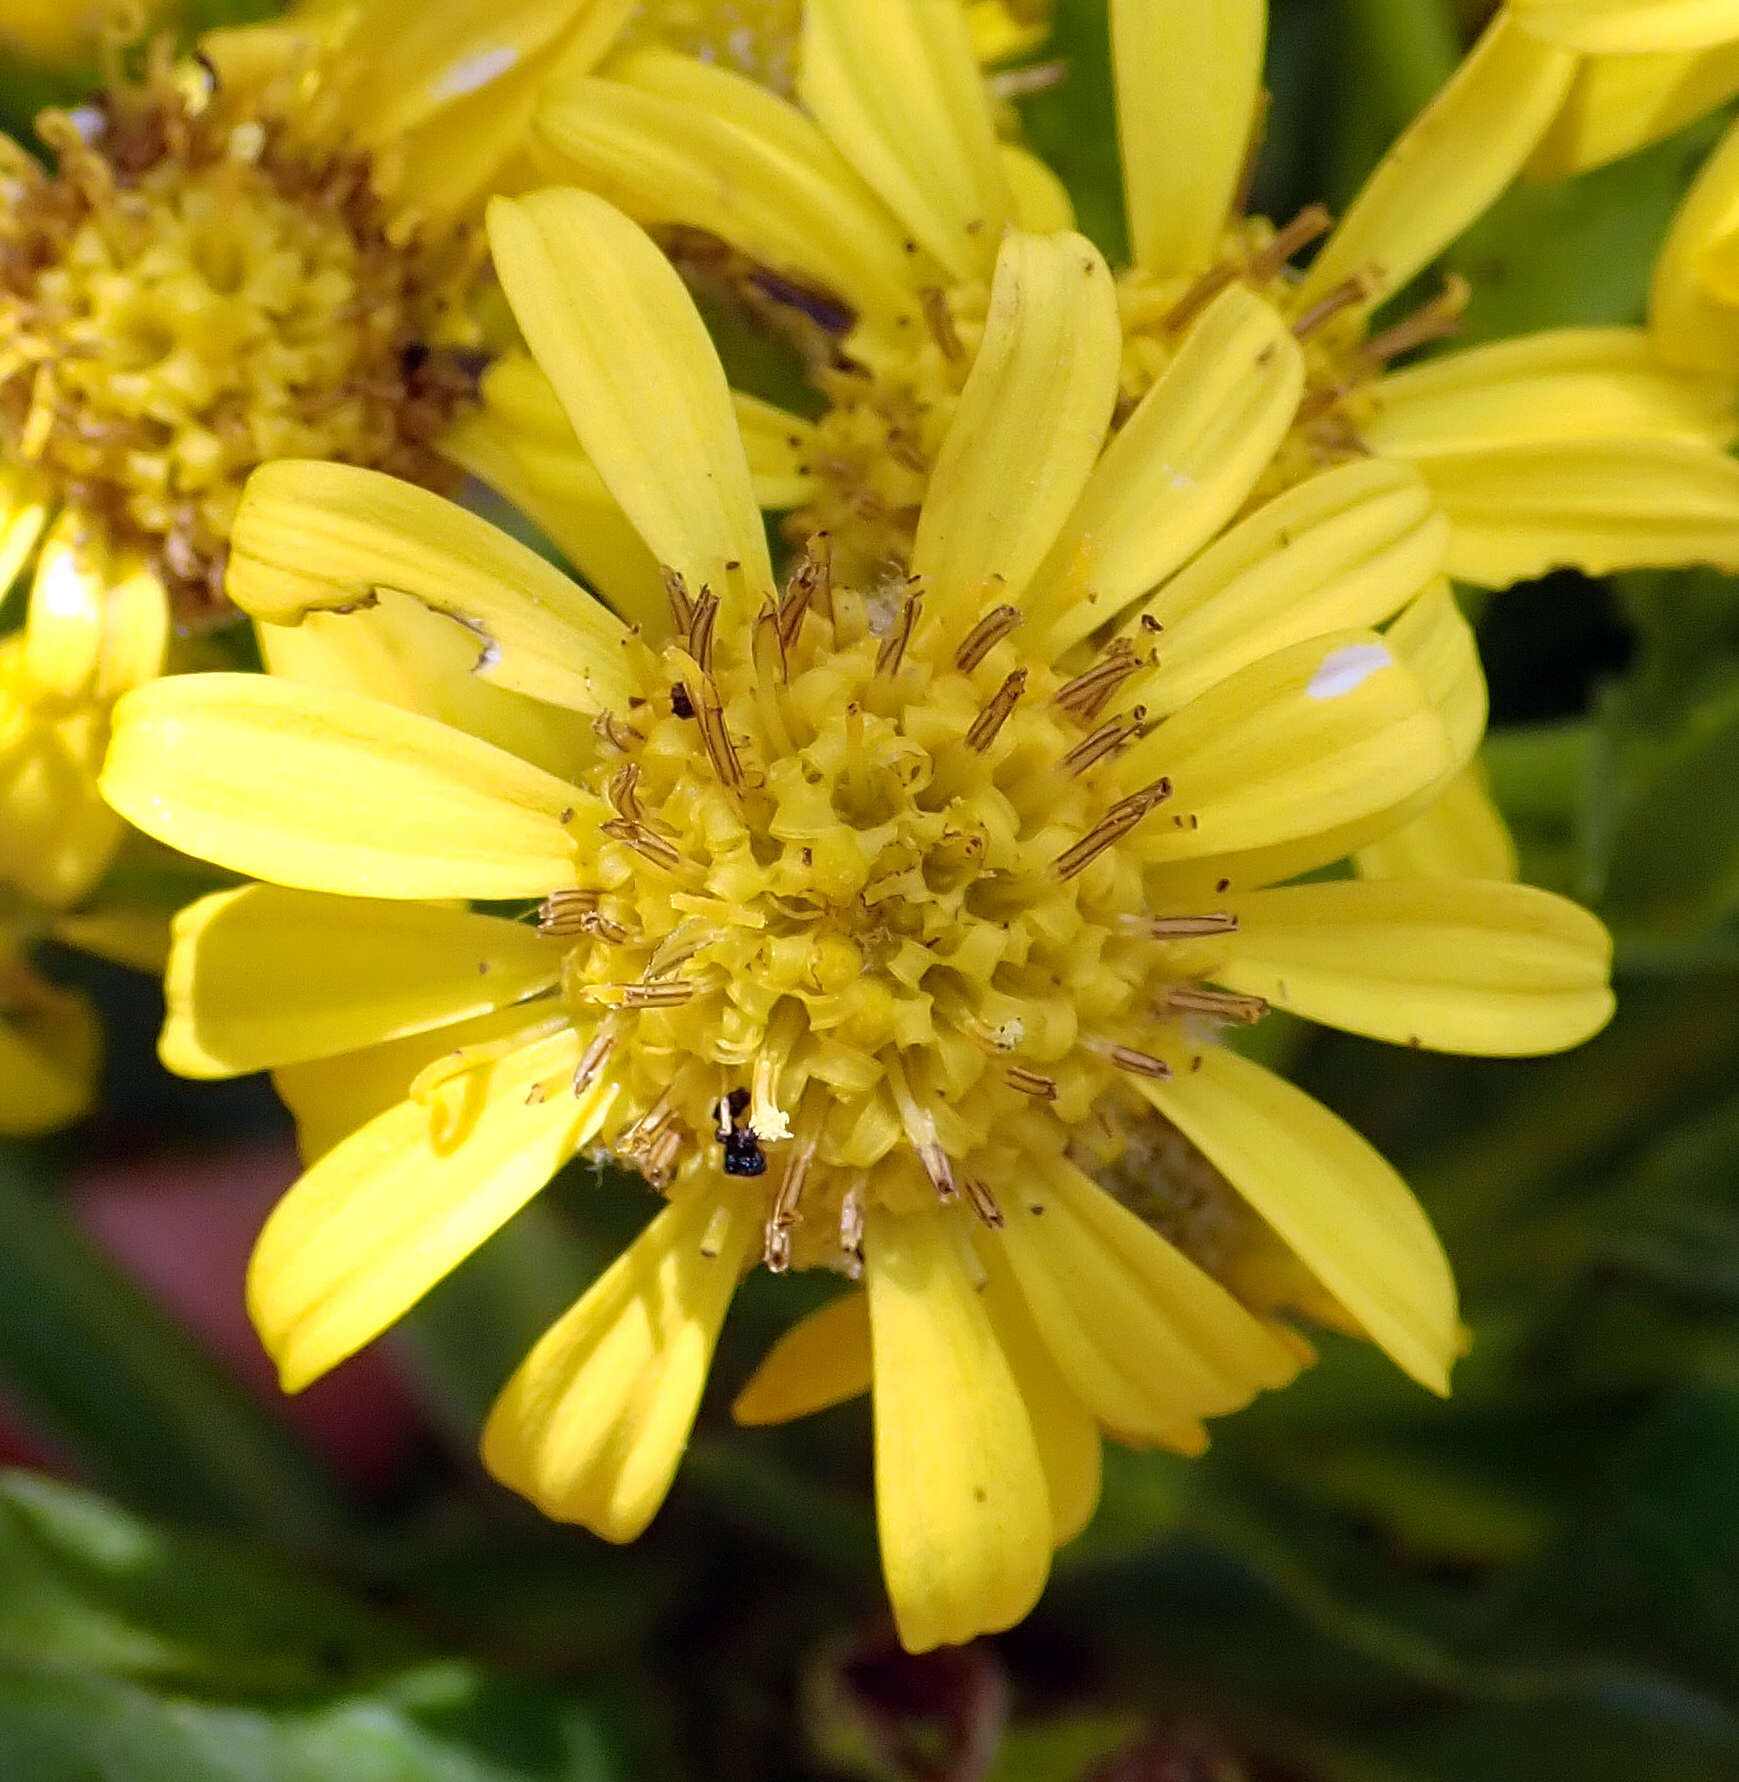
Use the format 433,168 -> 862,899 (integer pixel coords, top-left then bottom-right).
793,209 -> 1469,585
0,38 -> 484,612
494,548 -> 1266,1275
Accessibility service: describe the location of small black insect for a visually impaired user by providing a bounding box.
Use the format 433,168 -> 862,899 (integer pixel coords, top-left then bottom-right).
670,684 -> 695,719
714,1087 -> 766,1177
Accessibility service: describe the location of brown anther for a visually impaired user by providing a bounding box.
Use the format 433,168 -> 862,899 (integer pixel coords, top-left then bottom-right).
1136,912 -> 1240,939
918,1137 -> 958,1203
753,604 -> 788,685
644,1125 -> 685,1185
599,818 -> 684,873
1096,1041 -> 1173,1080
1245,203 -> 1332,284
1061,713 -> 1143,775
1052,777 -> 1172,880
966,668 -> 1027,753
1164,985 -> 1269,1024
953,603 -> 1024,671
607,762 -> 643,825
662,566 -> 695,632
694,682 -> 747,792
1162,261 -> 1238,333
1292,381 -> 1356,427
1054,638 -> 1141,720
766,1131 -> 818,1273
537,888 -> 599,937
1005,1065 -> 1058,1100
875,589 -> 924,676
1362,273 -> 1472,366
962,1176 -> 1005,1229
921,286 -> 965,361
839,1182 -> 865,1279
686,587 -> 719,676
986,58 -> 1067,100
616,981 -> 699,1009
593,709 -> 637,753
572,1027 -> 617,1093
1292,273 -> 1379,340
780,533 -> 832,646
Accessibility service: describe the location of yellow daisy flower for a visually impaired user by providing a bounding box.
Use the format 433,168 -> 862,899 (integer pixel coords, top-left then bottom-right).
1515,0 -> 1739,175
530,0 -> 1739,602
103,189 -> 1613,1650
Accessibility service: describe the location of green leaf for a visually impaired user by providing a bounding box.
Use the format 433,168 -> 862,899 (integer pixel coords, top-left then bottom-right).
0,1474 -> 621,1782
0,1155 -> 349,1544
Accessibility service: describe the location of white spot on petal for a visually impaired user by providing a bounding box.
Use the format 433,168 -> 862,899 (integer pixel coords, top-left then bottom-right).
431,45 -> 518,103
1308,641 -> 1391,701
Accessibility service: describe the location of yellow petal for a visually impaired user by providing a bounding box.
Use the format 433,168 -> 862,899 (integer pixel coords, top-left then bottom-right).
250,1026 -> 611,1391
1120,629 -> 1454,867
865,1204 -> 1051,1653
437,410 -> 670,641
341,0 -> 631,146
1113,0 -> 1266,277
1355,763 -> 1520,881
0,976 -> 98,1138
229,462 -> 634,716
1513,0 -> 1739,51
1529,43 -> 1739,176
482,1185 -> 753,1541
1366,329 -> 1738,457
257,593 -> 593,786
0,642 -> 122,910
1384,581 -> 1486,767
102,675 -> 581,901
161,885 -> 563,1079
1134,1048 -> 1459,1394
0,472 -> 47,599
1125,460 -> 1449,717
979,1254 -> 1102,1548
488,190 -> 774,603
968,0 -> 1049,61
911,232 -> 1120,612
1411,436 -> 1739,585
1300,16 -> 1576,309
536,50 -> 923,333
732,1290 -> 872,1425
22,515 -> 106,700
274,1005 -> 549,1164
991,1161 -> 1298,1442
92,564 -> 170,701
50,908 -> 173,974
799,0 -> 1009,283
1652,118 -> 1739,375
1202,877 -> 1614,1055
1001,145 -> 1076,233
1031,285 -> 1305,651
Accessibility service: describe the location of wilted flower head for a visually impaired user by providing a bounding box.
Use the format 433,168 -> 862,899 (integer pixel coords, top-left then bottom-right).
103,184 -> 1614,1649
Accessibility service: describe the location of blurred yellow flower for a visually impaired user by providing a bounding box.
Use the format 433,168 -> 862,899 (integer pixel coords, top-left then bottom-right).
0,515 -> 167,1132
1653,112 -> 1739,373
103,191 -> 1613,1650
0,0 -> 167,65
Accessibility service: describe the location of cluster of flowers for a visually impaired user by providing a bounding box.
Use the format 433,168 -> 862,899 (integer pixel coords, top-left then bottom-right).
4,0 -> 1739,1650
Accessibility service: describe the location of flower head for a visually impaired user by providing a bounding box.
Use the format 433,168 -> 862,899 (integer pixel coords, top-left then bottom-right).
104,190 -> 1613,1651
532,0 -> 1739,600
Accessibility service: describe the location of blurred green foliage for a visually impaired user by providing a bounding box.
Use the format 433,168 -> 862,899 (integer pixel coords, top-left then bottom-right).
8,0 -> 1739,1776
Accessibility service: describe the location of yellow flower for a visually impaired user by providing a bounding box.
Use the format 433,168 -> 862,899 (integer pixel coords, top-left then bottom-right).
531,0 -> 1739,601
1649,110 -> 1739,373
103,188 -> 1613,1649
0,0 -> 634,1119
1515,0 -> 1739,175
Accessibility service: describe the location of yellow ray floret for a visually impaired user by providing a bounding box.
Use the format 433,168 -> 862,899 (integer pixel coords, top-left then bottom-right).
104,194 -> 1613,1652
